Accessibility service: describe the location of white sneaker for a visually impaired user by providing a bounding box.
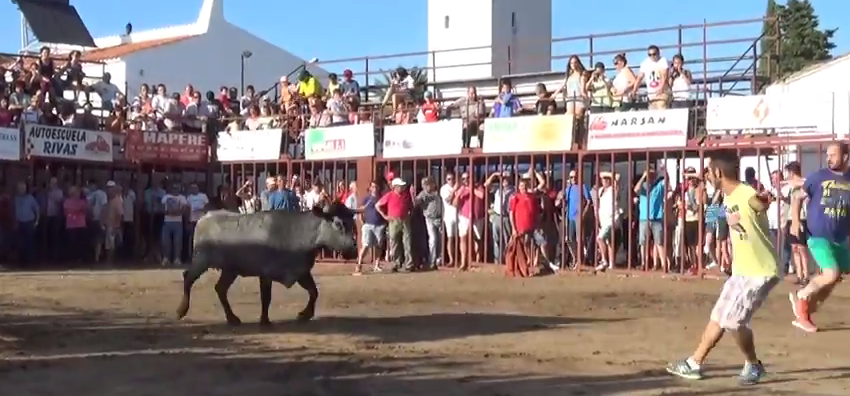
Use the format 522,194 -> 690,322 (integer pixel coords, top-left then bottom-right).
174,260 -> 184,267
161,258 -> 171,267
548,262 -> 560,272
595,262 -> 610,272
706,261 -> 718,270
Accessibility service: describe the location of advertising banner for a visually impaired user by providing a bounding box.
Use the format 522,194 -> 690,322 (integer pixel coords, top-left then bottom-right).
382,120 -> 464,158
587,108 -> 690,150
125,130 -> 209,163
483,115 -> 574,154
706,94 -> 834,135
216,129 -> 283,162
0,127 -> 21,161
24,124 -> 112,162
305,124 -> 375,160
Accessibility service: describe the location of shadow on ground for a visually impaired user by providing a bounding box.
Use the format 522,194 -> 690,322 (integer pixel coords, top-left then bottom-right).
190,312 -> 627,344
0,304 -> 704,396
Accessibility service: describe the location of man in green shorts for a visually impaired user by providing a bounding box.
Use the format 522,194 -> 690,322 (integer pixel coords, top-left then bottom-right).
788,143 -> 850,333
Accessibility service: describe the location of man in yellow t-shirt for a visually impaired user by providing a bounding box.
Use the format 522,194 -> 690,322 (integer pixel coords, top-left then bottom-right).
297,70 -> 323,98
666,153 -> 779,386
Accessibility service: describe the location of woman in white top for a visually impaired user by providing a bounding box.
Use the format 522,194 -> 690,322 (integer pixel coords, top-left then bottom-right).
670,54 -> 693,109
595,172 -> 620,271
610,53 -> 637,111
554,55 -> 588,118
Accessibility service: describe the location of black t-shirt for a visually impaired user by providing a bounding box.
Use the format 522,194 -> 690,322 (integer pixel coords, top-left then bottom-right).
65,62 -> 85,83
38,58 -> 55,79
535,98 -> 553,115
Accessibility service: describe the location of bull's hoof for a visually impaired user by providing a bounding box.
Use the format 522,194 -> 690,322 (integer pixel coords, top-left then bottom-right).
176,298 -> 190,320
259,318 -> 273,328
296,311 -> 314,323
225,316 -> 242,326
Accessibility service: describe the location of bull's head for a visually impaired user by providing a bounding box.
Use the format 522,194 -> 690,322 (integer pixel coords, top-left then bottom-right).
312,202 -> 358,260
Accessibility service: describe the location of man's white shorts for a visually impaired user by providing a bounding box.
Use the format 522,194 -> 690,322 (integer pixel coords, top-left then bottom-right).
709,275 -> 778,330
458,216 -> 483,239
444,216 -> 458,237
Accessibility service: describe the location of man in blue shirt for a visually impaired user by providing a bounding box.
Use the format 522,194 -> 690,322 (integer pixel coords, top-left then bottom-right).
559,170 -> 593,268
14,181 -> 39,265
354,181 -> 387,274
262,175 -> 298,212
491,79 -> 521,118
633,165 -> 669,271
259,176 -> 279,212
789,142 -> 850,333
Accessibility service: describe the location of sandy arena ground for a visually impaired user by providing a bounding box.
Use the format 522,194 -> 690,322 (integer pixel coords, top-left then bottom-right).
1,265 -> 850,396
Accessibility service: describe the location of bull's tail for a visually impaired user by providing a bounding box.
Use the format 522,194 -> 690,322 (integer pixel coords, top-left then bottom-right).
176,248 -> 212,320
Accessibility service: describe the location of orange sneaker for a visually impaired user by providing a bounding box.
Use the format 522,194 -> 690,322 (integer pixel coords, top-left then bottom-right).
792,316 -> 819,333
789,292 -> 818,332
788,291 -> 808,318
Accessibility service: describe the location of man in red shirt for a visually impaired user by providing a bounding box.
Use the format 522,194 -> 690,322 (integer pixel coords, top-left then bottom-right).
509,178 -> 555,274
376,178 -> 414,272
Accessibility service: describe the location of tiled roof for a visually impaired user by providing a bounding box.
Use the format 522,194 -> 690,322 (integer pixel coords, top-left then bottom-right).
81,35 -> 194,61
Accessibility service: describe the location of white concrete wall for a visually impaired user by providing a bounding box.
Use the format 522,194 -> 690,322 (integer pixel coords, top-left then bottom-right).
427,0 -> 493,83
122,22 -> 327,98
765,55 -> 850,140
427,0 -> 552,83
491,0 -> 551,78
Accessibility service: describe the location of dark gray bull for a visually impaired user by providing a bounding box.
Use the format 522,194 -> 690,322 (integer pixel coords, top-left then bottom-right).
176,203 -> 358,326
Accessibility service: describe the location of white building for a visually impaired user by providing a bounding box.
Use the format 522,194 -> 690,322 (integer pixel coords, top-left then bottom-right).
426,0 -> 552,83
57,0 -> 326,101
743,53 -> 850,180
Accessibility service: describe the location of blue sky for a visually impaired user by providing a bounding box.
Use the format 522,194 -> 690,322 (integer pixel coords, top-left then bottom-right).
0,0 -> 846,79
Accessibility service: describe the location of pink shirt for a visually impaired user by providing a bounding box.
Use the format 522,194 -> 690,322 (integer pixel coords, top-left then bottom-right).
457,186 -> 485,220
64,197 -> 88,229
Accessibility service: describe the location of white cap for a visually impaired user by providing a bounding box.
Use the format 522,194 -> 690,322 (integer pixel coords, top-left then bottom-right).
391,178 -> 406,187
106,180 -> 116,187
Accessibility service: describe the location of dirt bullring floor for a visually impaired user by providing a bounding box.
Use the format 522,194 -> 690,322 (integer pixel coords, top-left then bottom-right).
1,265 -> 850,396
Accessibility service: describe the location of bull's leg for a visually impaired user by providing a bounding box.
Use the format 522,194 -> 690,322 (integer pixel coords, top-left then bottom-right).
214,269 -> 241,326
176,263 -> 208,319
295,273 -> 318,323
258,276 -> 273,327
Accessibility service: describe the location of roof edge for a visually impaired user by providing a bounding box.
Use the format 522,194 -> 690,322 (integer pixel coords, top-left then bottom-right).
770,52 -> 850,87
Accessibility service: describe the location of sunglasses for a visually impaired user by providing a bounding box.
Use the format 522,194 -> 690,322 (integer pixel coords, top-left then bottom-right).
648,52 -> 658,57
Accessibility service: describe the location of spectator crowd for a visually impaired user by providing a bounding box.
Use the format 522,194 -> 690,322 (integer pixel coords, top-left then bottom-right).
1,43 -> 774,279
0,43 -> 697,158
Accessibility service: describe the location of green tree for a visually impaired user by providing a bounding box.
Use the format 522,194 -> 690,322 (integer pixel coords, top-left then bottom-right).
764,0 -> 836,80
757,0 -> 779,77
367,66 -> 428,104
